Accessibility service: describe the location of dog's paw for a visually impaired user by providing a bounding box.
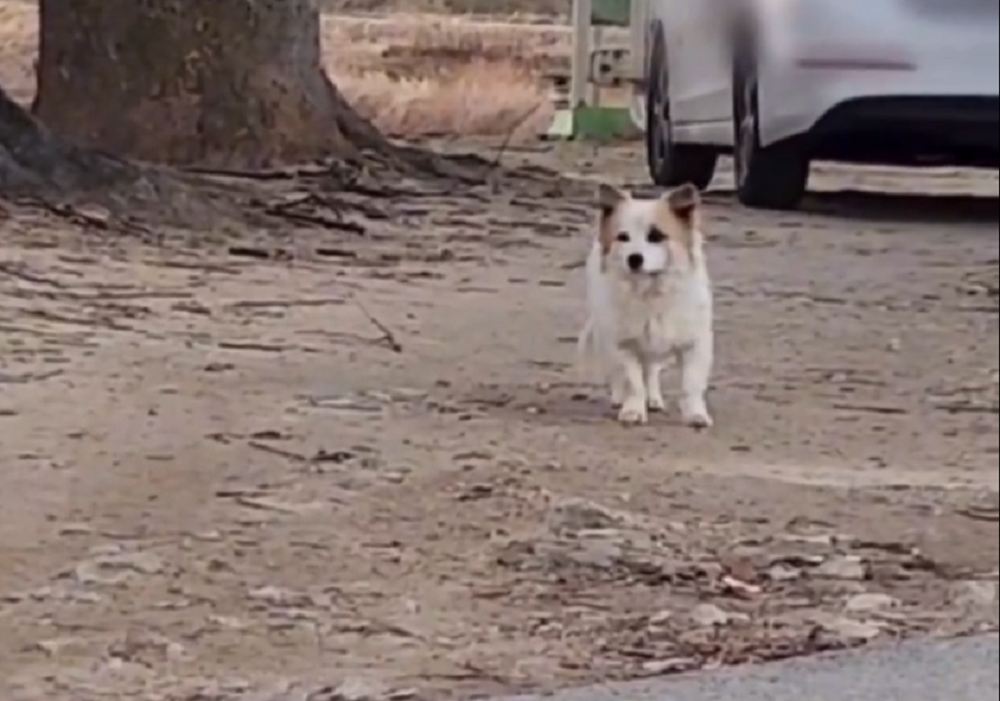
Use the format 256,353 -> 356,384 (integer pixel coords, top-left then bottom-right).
617,400 -> 648,425
646,391 -> 667,411
680,395 -> 712,429
682,410 -> 713,429
610,381 -> 626,407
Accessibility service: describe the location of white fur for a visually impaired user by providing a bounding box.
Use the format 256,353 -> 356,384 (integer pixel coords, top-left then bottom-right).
578,196 -> 714,426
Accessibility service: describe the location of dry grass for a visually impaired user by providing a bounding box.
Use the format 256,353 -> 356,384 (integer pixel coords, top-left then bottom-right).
319,0 -> 569,19
337,61 -> 551,138
0,5 -> 35,104
0,4 -> 606,140
324,15 -> 580,138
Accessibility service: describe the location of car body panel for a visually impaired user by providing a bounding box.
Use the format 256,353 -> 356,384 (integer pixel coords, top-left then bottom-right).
644,0 -> 999,153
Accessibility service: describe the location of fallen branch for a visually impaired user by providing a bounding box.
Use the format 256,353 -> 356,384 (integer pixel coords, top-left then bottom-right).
353,298 -> 402,353
935,401 -> 997,414
260,192 -> 367,235
0,261 -> 67,288
831,402 -> 908,415
482,102 -> 545,183
0,369 -> 65,384
217,340 -> 293,352
224,297 -> 346,310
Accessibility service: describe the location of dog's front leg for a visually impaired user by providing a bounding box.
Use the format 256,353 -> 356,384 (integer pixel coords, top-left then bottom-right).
678,339 -> 713,428
616,352 -> 648,424
643,361 -> 667,411
608,364 -> 627,407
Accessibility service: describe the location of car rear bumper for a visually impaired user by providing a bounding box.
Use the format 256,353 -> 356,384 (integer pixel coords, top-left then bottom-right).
813,95 -> 998,134
757,58 -> 999,166
809,95 -> 999,166
760,60 -> 998,141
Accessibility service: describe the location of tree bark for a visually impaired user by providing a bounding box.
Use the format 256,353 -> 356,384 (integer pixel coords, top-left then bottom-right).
33,0 -> 387,168
0,84 -> 137,197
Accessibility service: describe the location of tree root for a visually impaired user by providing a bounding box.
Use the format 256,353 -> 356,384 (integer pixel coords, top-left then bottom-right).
0,85 -> 140,199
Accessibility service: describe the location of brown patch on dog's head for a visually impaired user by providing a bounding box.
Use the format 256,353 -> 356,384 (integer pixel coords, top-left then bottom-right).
665,183 -> 700,221
596,183 -> 627,255
656,182 -> 702,254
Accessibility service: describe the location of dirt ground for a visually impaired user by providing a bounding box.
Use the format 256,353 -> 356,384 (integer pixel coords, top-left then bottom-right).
1,2 -> 998,700
1,142 -> 997,700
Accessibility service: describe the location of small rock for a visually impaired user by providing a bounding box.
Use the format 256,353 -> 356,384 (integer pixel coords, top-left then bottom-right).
648,609 -> 673,625
384,387 -> 427,402
257,586 -> 331,610
844,592 -> 899,612
768,564 -> 801,581
89,543 -> 125,556
75,203 -> 112,224
270,607 -> 320,623
310,394 -> 385,413
951,580 -> 998,607
456,483 -> 494,501
720,553 -> 758,582
567,538 -> 624,570
777,533 -> 836,546
29,637 -> 88,656
247,585 -> 316,608
321,677 -> 391,700
813,555 -> 868,580
107,629 -> 188,663
64,589 -> 103,604
73,551 -> 164,584
770,552 -> 826,568
721,575 -> 761,598
189,530 -> 223,542
547,498 -> 620,532
688,603 -> 746,627
385,690 -> 419,700
641,657 -> 699,674
818,615 -> 883,642
208,614 -> 250,629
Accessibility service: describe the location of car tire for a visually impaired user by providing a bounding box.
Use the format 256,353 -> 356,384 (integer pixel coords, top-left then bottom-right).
645,24 -> 717,190
731,39 -> 809,210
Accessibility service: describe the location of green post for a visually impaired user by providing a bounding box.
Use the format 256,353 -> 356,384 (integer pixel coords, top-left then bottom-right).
543,0 -> 640,142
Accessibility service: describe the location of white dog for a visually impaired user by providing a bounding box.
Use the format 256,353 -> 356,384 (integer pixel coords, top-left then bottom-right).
577,182 -> 713,427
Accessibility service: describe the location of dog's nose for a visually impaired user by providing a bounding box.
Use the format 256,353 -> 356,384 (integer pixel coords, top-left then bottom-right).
627,253 -> 643,271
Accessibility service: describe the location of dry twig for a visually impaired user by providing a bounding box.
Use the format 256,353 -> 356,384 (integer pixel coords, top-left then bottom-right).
354,298 -> 403,352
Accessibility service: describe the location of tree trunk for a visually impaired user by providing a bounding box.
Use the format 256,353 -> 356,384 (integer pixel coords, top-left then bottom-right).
0,84 -> 137,196
33,0 -> 386,168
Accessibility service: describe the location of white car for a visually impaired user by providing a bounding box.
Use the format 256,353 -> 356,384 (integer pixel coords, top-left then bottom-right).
639,0 -> 999,209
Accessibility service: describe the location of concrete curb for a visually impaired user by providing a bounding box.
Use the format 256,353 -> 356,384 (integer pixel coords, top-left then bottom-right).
491,634 -> 998,701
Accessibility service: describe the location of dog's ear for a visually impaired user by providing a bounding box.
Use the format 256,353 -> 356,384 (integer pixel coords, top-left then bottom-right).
658,183 -> 702,255
663,183 -> 700,222
597,184 -> 625,258
597,183 -> 625,220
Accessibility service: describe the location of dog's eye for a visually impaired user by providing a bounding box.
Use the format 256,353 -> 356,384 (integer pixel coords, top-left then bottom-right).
647,227 -> 666,243
616,232 -> 629,242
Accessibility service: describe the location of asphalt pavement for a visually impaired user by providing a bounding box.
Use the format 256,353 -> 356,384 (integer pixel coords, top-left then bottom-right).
492,634 -> 998,701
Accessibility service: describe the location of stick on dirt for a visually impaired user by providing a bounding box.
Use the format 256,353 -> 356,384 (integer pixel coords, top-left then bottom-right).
354,298 -> 403,352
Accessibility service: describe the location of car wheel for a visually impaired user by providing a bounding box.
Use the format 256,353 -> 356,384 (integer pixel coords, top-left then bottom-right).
732,41 -> 809,209
646,24 -> 717,190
